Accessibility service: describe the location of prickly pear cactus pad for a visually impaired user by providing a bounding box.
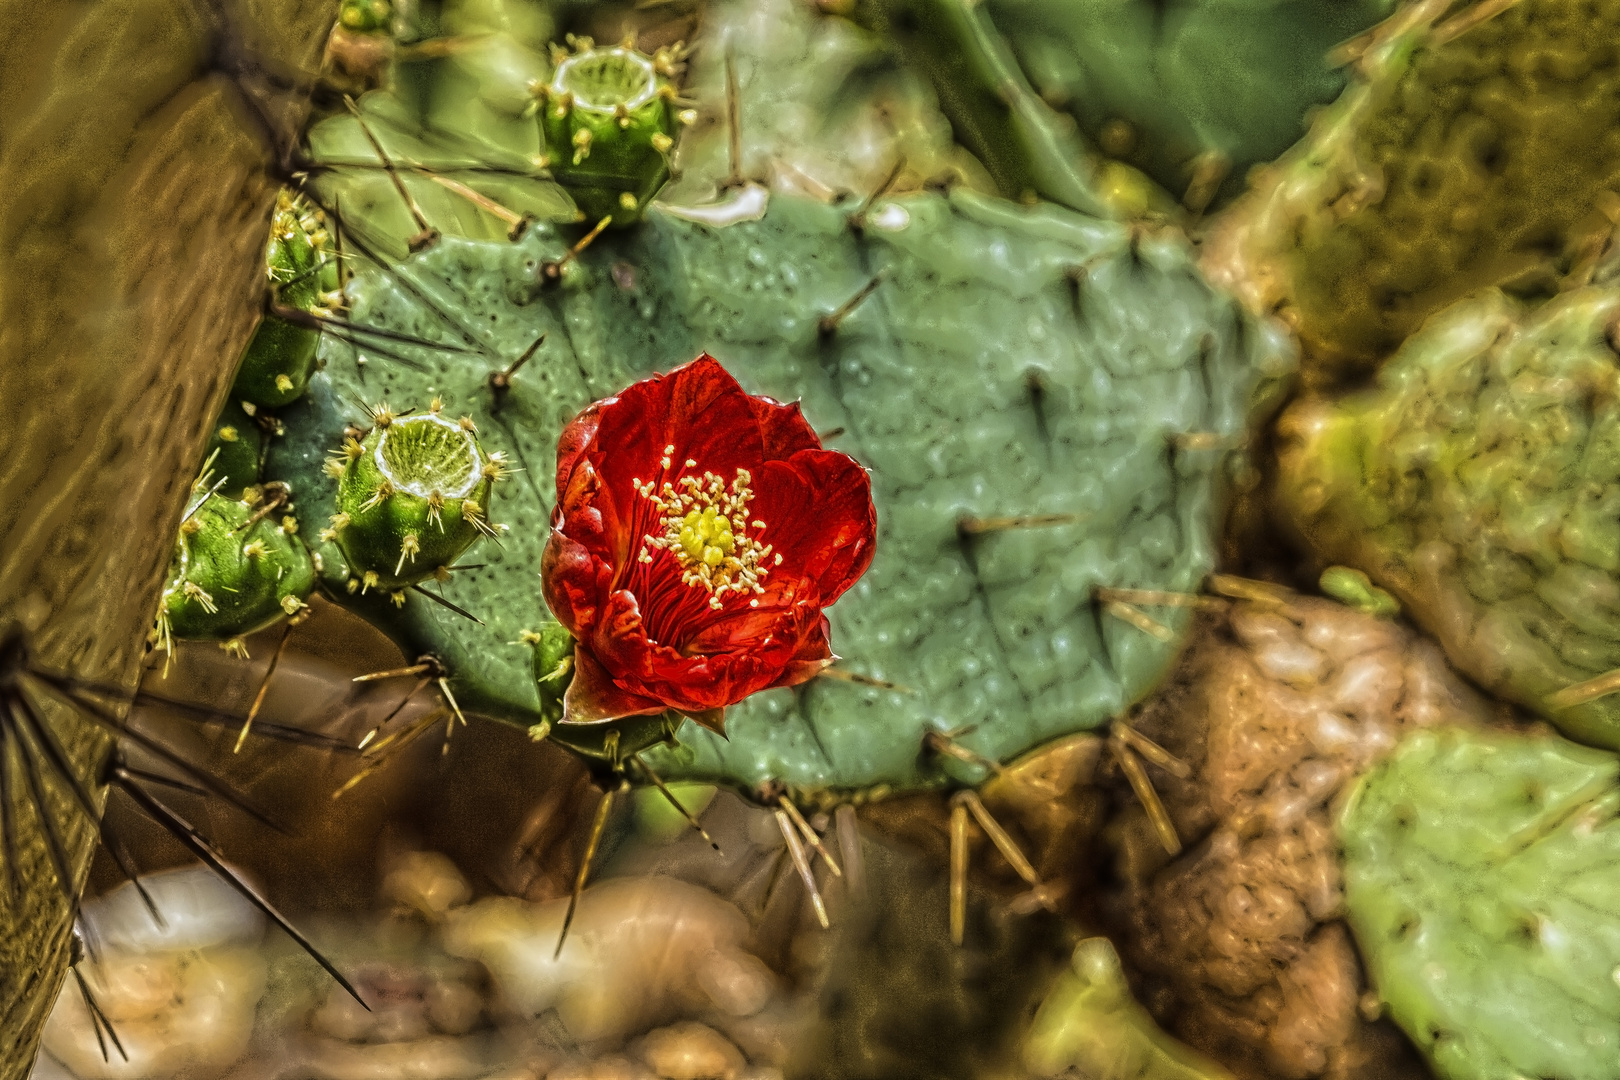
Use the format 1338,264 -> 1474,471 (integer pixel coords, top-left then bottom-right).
1207,0 -> 1620,374
265,185 -> 1290,794
1275,285 -> 1620,750
1339,725 -> 1620,1080
972,0 -> 1396,213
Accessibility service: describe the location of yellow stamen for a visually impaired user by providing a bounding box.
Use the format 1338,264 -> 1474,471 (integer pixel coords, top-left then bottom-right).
637,465 -> 773,610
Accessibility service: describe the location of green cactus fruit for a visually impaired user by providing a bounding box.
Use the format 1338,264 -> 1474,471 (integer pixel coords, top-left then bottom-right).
205,400 -> 266,500
326,402 -> 505,596
536,40 -> 679,227
977,0 -> 1397,214
1340,725 -> 1620,1080
1024,938 -> 1236,1080
527,621 -> 574,736
1318,565 -> 1398,618
1275,284 -> 1620,750
1210,0 -> 1620,376
153,486 -> 316,653
233,192 -> 329,408
264,182 -> 1291,796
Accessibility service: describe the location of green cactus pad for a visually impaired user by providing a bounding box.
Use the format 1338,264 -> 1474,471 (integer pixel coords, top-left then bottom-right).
1340,725 -> 1620,1080
205,400 -> 265,500
538,42 -> 677,227
1218,0 -> 1620,373
973,0 -> 1395,213
329,407 -> 501,593
1276,284 -> 1620,750
265,184 -> 1289,795
154,491 -> 316,647
233,194 -> 328,408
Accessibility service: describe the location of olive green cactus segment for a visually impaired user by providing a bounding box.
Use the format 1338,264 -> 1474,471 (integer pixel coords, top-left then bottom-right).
1340,725 -> 1620,1080
331,406 -> 500,593
1219,0 -> 1620,374
537,43 -> 677,227
155,492 -> 316,648
1275,284 -> 1620,750
233,193 -> 329,407
1023,938 -> 1236,1080
264,185 -> 1291,794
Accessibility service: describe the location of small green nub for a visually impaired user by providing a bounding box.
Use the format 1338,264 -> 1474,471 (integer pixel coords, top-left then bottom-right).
527,622 -> 575,734
156,491 -> 316,646
205,399 -> 265,500
234,191 -> 329,408
338,0 -> 391,33
540,43 -> 677,227
1319,565 -> 1399,619
332,407 -> 502,591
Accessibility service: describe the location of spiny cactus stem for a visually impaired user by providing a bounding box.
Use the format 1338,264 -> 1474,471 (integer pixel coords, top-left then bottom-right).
818,270 -> 889,337
1111,719 -> 1192,780
949,799 -> 969,945
1093,586 -> 1223,612
774,807 -> 830,930
541,216 -> 612,282
422,171 -> 532,240
234,622 -> 294,753
487,332 -> 546,412
555,780 -> 625,958
848,156 -> 906,231
1433,0 -> 1524,44
1110,734 -> 1182,857
232,482 -> 291,535
778,794 -> 842,878
923,728 -> 1003,776
343,95 -> 439,251
1100,600 -> 1175,642
817,666 -> 911,692
1547,667 -> 1620,710
834,805 -> 866,898
631,753 -> 720,851
953,789 -> 1041,889
957,512 -> 1080,536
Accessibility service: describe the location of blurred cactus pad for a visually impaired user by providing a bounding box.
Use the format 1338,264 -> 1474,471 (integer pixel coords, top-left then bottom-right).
1276,284 -> 1620,750
263,186 -> 1292,794
1214,0 -> 1620,375
1340,725 -> 1620,1080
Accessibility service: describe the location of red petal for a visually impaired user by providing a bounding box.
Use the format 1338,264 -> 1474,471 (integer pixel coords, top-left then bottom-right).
554,399 -> 605,501
746,392 -> 821,460
561,642 -> 669,724
748,450 -> 877,608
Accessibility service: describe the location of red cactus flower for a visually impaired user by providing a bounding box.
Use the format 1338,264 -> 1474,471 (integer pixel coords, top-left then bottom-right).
541,356 -> 877,732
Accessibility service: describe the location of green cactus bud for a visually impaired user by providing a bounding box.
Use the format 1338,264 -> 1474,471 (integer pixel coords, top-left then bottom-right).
329,403 -> 504,594
153,487 -> 316,652
204,399 -> 265,500
338,0 -> 391,33
1318,565 -> 1398,619
539,42 -> 677,227
234,191 -> 328,407
525,621 -> 575,736
1341,726 -> 1620,1080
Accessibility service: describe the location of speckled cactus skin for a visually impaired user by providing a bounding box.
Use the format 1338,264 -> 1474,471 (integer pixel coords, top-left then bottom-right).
1340,725 -> 1620,1080
263,183 -> 1291,794
1209,0 -> 1620,376
1275,284 -> 1620,750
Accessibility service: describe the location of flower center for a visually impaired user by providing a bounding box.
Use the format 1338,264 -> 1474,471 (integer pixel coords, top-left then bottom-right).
635,451 -> 778,610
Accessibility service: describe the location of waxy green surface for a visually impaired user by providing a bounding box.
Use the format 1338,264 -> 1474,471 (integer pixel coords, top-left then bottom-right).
266,185 -> 1289,794
1341,726 -> 1620,1080
1277,285 -> 1620,750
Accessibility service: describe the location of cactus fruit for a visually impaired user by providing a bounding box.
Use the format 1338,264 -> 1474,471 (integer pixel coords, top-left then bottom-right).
536,40 -> 680,227
338,0 -> 390,33
152,485 -> 316,654
264,179 -> 1291,793
205,401 -> 267,501
1207,0 -> 1620,376
233,193 -> 330,409
1340,725 -> 1620,1080
327,401 -> 506,596
1275,284 -> 1620,750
